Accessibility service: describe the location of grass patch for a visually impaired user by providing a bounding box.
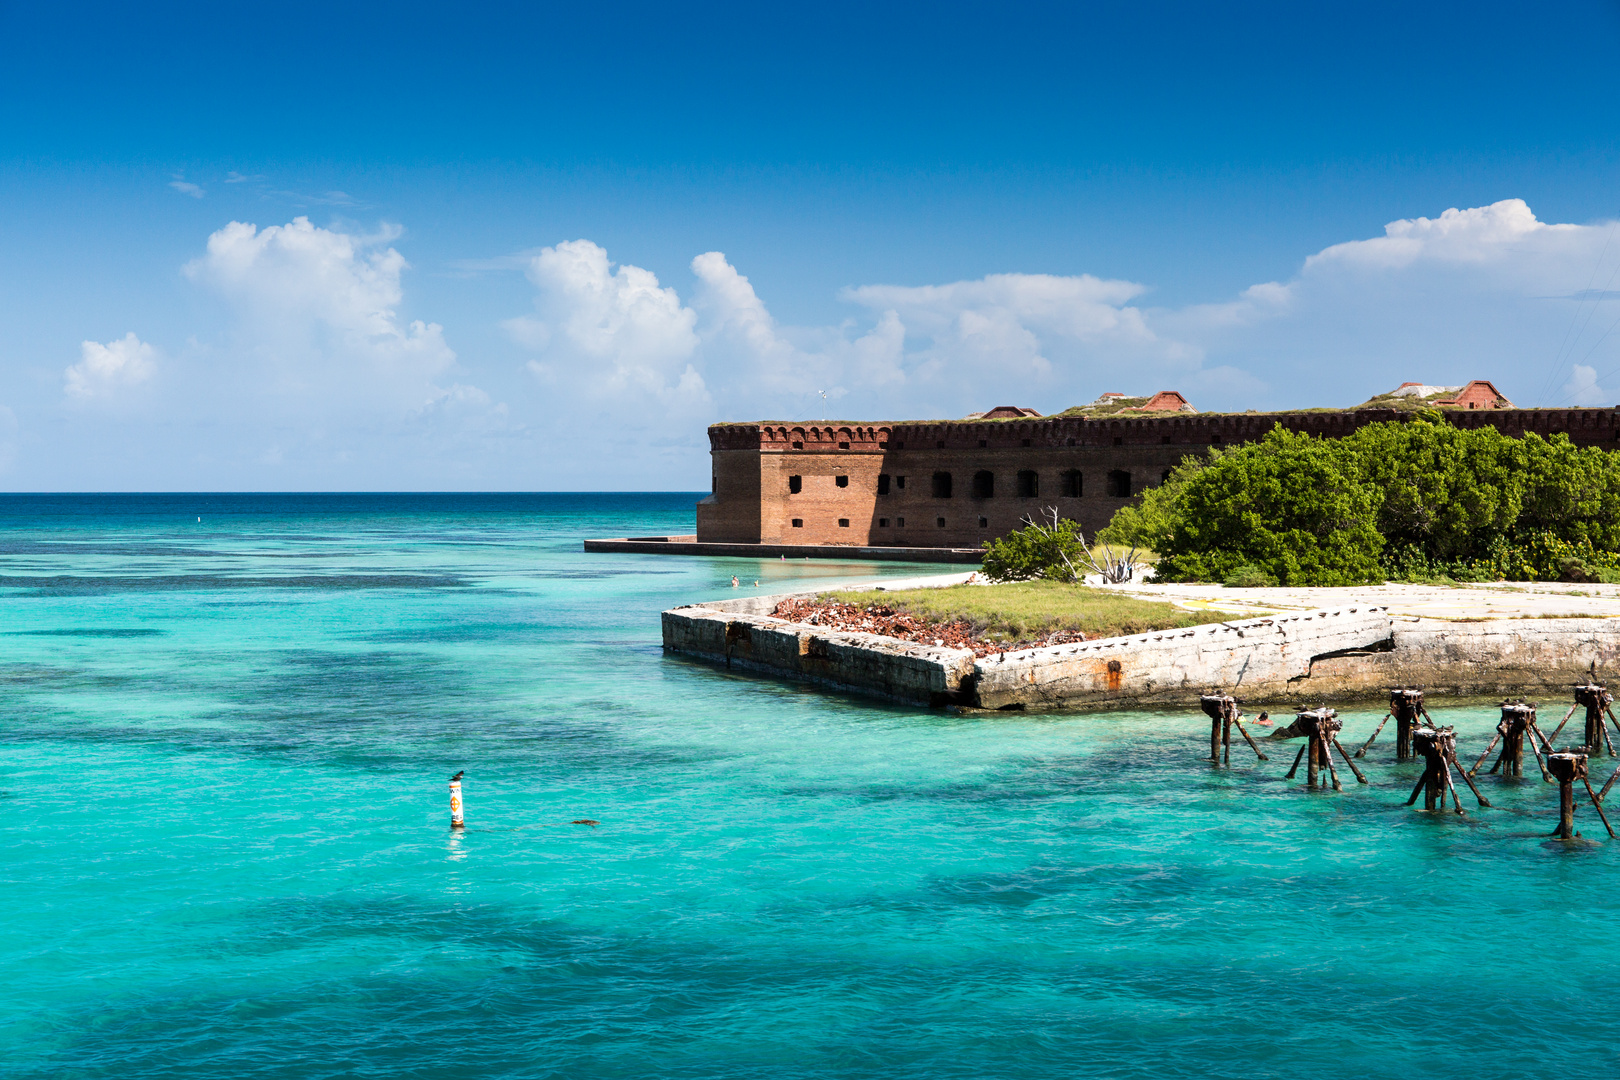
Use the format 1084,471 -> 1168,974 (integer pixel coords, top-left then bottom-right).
821,580 -> 1260,643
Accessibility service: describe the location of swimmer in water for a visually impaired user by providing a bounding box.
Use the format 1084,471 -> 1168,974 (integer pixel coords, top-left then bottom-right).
731,575 -> 739,588
1254,711 -> 1272,726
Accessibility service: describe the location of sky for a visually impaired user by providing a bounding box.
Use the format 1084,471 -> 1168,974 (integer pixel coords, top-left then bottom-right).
3,0 -> 1620,491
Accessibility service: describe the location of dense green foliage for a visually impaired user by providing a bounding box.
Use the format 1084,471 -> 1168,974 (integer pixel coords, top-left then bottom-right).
980,515 -> 1085,582
1097,420 -> 1620,585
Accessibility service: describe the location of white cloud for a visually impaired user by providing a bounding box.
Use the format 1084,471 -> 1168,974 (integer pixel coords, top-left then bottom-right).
1563,364 -> 1608,406
65,332 -> 156,400
169,178 -> 205,198
511,239 -> 708,411
185,217 -> 459,404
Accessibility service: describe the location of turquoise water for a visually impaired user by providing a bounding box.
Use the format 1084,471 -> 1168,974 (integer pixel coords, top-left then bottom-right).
3,494 -> 1619,1080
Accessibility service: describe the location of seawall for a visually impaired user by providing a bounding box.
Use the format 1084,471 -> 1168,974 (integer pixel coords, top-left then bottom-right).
662,590 -> 1620,710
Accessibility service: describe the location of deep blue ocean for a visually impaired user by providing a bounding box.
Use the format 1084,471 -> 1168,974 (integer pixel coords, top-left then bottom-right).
4,493 -> 1619,1080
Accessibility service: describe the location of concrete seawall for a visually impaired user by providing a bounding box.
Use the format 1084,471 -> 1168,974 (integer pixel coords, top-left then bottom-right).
663,590 -> 1620,709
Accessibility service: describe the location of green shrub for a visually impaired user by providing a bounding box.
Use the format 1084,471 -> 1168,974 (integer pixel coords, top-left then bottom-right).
1096,418 -> 1620,585
1223,564 -> 1278,588
980,515 -> 1085,582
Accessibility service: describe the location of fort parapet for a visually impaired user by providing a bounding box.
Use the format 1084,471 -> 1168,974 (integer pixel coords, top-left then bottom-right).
697,406 -> 1620,548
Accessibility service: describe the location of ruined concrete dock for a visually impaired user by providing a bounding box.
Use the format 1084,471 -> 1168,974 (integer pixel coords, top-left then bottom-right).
661,575 -> 1620,710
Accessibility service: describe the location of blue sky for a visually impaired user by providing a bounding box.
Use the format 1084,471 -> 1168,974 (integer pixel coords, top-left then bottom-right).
3,0 -> 1619,489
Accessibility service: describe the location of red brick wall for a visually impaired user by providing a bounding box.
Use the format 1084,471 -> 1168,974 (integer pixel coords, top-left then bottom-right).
698,407 -> 1620,546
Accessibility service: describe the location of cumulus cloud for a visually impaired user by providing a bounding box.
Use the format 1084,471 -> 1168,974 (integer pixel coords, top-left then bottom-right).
65,332 -> 156,400
185,217 -> 462,409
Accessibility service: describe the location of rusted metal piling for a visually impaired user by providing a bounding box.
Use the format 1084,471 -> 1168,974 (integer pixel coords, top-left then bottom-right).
1545,752 -> 1616,839
1356,687 -> 1430,761
1470,702 -> 1553,782
1282,707 -> 1367,790
1546,683 -> 1619,757
1199,693 -> 1268,765
1406,725 -> 1490,813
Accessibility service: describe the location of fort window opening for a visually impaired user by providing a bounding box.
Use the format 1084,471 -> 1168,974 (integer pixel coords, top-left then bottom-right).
971,470 -> 994,499
1021,438 -> 1031,447
896,516 -> 906,527
979,439 -> 988,448
792,441 -> 803,449
788,475 -> 802,494
835,475 -> 849,488
1162,469 -> 1172,483
838,519 -> 849,528
936,440 -> 946,448
879,518 -> 889,527
1061,470 -> 1082,497
1107,470 -> 1132,498
791,518 -> 803,528
978,517 -> 988,528
838,441 -> 849,448
711,474 -> 716,491
897,476 -> 906,489
936,517 -> 946,528
877,474 -> 891,495
893,441 -> 904,450
1211,434 -> 1223,444
1161,435 -> 1171,444
1112,436 -> 1123,446
932,472 -> 953,498
1017,470 -> 1039,498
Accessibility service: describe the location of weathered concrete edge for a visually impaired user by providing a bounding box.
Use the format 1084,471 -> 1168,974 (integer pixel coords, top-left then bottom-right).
663,588 -> 1620,710
662,593 -> 1401,710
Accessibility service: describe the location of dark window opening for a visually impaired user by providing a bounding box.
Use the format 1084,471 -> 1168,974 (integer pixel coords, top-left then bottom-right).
1112,436 -> 1123,446
711,474 -> 716,492
896,516 -> 906,527
932,472 -> 953,498
1161,469 -> 1173,484
1212,435 -> 1223,444
838,518 -> 849,528
838,441 -> 850,448
936,517 -> 946,528
1067,438 -> 1076,446
835,475 -> 849,488
971,470 -> 994,499
893,441 -> 905,450
978,439 -> 988,448
879,441 -> 888,449
877,474 -> 891,495
978,517 -> 988,528
1061,470 -> 1082,497
1017,470 -> 1039,498
1107,470 -> 1132,498
788,475 -> 802,494
936,440 -> 946,449
791,518 -> 803,528
1021,438 -> 1031,447
792,441 -> 803,449
879,517 -> 889,527
897,475 -> 906,489
1161,435 -> 1171,444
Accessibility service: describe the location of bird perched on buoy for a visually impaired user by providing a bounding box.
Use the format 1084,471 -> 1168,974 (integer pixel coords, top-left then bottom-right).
450,770 -> 463,782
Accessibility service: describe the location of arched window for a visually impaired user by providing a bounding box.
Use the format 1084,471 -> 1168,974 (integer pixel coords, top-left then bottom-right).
1016,470 -> 1038,498
1061,470 -> 1082,497
1106,470 -> 1132,498
971,471 -> 994,499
